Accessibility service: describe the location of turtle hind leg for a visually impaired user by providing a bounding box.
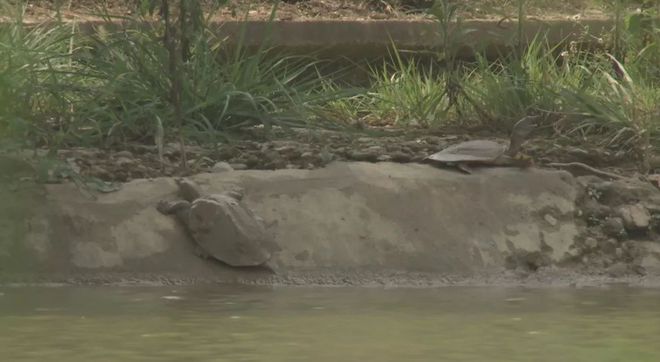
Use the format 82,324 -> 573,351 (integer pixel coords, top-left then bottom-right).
456,163 -> 473,174
193,244 -> 211,260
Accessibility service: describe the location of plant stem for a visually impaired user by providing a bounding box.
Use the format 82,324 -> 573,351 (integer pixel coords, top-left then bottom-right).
162,0 -> 187,169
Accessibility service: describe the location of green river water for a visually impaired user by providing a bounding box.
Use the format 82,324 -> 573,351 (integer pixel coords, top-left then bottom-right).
0,286 -> 659,361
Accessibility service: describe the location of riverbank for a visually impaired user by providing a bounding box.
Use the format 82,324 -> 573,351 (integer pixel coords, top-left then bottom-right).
3,149 -> 660,288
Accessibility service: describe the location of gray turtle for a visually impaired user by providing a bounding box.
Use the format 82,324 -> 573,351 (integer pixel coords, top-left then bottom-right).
157,178 -> 273,267
424,115 -> 540,173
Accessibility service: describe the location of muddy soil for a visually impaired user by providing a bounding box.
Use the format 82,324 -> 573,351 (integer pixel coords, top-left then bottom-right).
19,0 -> 608,22
44,127 -> 640,184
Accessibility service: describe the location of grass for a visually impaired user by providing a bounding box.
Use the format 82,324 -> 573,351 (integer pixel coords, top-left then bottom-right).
1,0 -> 660,174
0,1 -> 353,152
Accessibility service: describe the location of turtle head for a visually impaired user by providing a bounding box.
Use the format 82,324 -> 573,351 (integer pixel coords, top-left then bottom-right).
175,178 -> 202,202
506,115 -> 541,157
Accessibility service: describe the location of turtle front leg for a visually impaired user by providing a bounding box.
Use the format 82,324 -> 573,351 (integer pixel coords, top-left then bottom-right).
157,200 -> 191,216
456,163 -> 473,174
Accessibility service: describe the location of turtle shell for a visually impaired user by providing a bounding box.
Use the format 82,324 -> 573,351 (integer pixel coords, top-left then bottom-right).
425,140 -> 507,164
187,193 -> 272,267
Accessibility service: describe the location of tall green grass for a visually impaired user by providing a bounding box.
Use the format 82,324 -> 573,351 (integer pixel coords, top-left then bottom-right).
0,4 -> 86,150
0,1 -> 352,149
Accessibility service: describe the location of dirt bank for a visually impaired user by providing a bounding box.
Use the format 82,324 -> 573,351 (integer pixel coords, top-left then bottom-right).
2,157 -> 660,287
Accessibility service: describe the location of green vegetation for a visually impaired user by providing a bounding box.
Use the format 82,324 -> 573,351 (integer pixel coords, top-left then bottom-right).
1,0 -> 659,172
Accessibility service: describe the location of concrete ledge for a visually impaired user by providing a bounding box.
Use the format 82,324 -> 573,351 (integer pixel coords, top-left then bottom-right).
16,18 -> 613,59
16,162 -> 583,281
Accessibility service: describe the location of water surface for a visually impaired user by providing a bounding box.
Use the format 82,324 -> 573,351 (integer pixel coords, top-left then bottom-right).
1,286 -> 659,361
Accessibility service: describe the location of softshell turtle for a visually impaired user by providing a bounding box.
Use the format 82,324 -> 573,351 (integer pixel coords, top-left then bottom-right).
424,115 -> 540,173
157,178 -> 273,267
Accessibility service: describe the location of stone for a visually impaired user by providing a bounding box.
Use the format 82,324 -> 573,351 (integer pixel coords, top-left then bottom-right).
114,150 -> 133,158
115,157 -> 134,167
617,203 -> 651,231
606,262 -> 629,277
580,198 -> 612,221
300,151 -> 315,159
602,217 -> 626,239
230,163 -> 247,171
211,162 -> 234,173
349,151 -> 378,162
90,165 -> 111,179
377,155 -> 392,162
544,214 -> 558,226
591,179 -> 660,207
390,151 -> 412,163
640,254 -> 660,274
584,237 -> 598,250
600,238 -> 619,254
615,247 -> 624,258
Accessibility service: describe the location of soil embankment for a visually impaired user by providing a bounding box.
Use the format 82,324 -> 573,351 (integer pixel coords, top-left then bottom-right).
3,158 -> 660,287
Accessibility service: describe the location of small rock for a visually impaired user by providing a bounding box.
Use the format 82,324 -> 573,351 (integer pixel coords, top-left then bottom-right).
349,151 -> 378,162
422,136 -> 447,145
244,155 -> 260,168
90,165 -> 111,179
274,145 -> 296,153
602,217 -> 627,239
639,254 -> 660,274
230,163 -> 247,170
601,238 -> 619,254
606,262 -> 629,277
615,247 -> 624,258
377,155 -> 392,162
544,214 -> 558,226
583,237 -> 598,250
390,151 -> 412,163
580,198 -> 612,221
115,157 -> 134,167
114,150 -> 133,158
211,162 -> 234,173
366,145 -> 385,154
592,179 -> 660,207
617,203 -> 651,231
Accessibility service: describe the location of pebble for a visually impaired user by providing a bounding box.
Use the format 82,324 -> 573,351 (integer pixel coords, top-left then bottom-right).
602,217 -> 626,239
544,214 -> 558,226
606,262 -> 629,277
584,237 -> 598,250
115,156 -> 134,167
211,162 -> 234,173
114,150 -> 133,158
349,151 -> 378,162
390,151 -> 412,162
230,163 -> 248,170
615,247 -> 624,258
617,203 -> 651,231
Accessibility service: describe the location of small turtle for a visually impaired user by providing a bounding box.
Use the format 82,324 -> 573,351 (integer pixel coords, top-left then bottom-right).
424,115 -> 540,173
157,178 -> 273,267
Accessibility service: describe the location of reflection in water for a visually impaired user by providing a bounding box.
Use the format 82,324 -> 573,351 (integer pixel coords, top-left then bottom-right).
1,286 -> 660,361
